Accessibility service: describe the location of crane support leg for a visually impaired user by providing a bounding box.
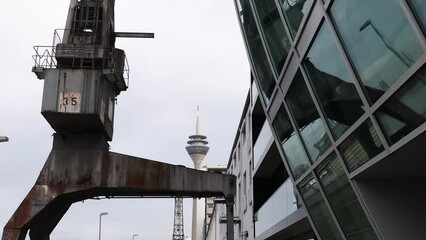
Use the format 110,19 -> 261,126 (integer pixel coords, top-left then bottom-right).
226,199 -> 235,240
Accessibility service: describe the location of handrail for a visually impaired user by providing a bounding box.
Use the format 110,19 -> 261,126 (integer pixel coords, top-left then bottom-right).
32,45 -> 130,88
52,28 -> 108,46
32,29 -> 130,88
32,46 -> 57,69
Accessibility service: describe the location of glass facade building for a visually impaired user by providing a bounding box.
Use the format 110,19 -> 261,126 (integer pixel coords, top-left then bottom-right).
232,0 -> 426,239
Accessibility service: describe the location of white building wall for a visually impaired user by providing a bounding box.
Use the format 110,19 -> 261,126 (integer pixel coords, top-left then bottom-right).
206,204 -> 226,240
238,115 -> 254,240
205,94 -> 255,240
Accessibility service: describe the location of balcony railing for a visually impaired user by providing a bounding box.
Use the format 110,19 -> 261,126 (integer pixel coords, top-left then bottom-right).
253,120 -> 273,167
254,178 -> 298,236
32,29 -> 129,90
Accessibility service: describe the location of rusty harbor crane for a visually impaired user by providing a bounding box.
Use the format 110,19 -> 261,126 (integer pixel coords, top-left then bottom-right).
1,1 -> 236,240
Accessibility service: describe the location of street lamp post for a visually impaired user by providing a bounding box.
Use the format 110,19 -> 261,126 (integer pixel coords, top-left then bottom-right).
359,19 -> 413,67
132,234 -> 138,240
99,212 -> 108,240
0,136 -> 8,142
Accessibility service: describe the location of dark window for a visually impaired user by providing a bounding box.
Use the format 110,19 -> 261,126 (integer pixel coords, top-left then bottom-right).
339,119 -> 384,172
376,66 -> 426,145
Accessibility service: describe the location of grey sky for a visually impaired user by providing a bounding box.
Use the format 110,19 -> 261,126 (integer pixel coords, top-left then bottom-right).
0,1 -> 250,239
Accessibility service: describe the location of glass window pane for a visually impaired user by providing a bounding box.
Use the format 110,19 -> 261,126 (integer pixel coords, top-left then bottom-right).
330,0 -> 424,103
298,174 -> 343,240
278,0 -> 314,38
238,0 -> 276,103
408,0 -> 426,35
286,70 -> 332,161
253,0 -> 291,74
339,119 -> 384,172
316,153 -> 378,240
304,22 -> 365,140
255,179 -> 298,235
376,66 -> 426,145
272,105 -> 310,180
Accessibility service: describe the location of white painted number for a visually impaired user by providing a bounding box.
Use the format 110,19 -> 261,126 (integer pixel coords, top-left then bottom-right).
58,92 -> 81,113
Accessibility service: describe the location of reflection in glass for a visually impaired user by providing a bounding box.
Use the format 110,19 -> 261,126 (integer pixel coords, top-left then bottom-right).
339,119 -> 384,172
298,174 -> 343,240
272,105 -> 310,180
279,0 -> 314,38
287,70 -> 331,161
376,67 -> 426,145
330,0 -> 424,103
408,0 -> 426,34
253,0 -> 291,74
304,22 -> 365,140
255,178 -> 298,235
316,153 -> 378,240
238,0 -> 275,103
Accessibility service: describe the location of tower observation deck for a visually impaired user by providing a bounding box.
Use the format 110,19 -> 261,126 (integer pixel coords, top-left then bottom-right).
185,106 -> 209,170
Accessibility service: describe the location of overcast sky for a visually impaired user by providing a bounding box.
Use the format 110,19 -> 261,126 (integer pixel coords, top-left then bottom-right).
0,1 -> 250,239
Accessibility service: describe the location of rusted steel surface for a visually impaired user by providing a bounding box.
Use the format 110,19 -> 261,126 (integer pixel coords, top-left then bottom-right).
2,135 -> 236,240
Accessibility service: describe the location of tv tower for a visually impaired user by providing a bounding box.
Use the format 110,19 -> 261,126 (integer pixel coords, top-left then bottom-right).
186,106 -> 209,240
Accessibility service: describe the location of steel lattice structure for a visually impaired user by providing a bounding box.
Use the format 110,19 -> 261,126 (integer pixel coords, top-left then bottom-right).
172,198 -> 185,240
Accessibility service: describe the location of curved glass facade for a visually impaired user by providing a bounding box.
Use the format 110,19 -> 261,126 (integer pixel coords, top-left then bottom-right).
237,0 -> 276,103
278,0 -> 314,38
316,152 -> 378,239
298,173 -> 343,240
273,104 -> 311,180
304,21 -> 365,140
236,0 -> 426,239
253,0 -> 291,75
286,70 -> 331,161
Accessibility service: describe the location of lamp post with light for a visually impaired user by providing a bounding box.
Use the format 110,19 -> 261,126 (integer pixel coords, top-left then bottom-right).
359,19 -> 413,67
132,234 -> 138,240
0,136 -> 8,143
99,212 -> 108,240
